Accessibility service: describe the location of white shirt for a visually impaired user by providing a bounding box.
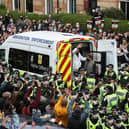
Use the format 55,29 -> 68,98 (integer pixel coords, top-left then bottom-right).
72,48 -> 86,71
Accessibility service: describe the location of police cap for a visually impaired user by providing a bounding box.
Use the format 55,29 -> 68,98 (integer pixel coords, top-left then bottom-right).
108,64 -> 113,69
88,72 -> 95,77
79,67 -> 86,72
107,115 -> 113,120
14,70 -> 19,74
115,119 -> 121,124
56,73 -> 62,79
74,72 -> 80,77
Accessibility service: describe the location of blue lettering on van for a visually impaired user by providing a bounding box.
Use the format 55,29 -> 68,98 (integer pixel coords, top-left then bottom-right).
12,35 -> 54,44
31,38 -> 54,44
13,35 -> 30,40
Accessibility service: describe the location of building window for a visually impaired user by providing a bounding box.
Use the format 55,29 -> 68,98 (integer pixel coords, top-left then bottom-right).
45,0 -> 53,14
12,0 -> 20,11
67,0 -> 76,13
25,0 -> 33,12
120,1 -> 129,19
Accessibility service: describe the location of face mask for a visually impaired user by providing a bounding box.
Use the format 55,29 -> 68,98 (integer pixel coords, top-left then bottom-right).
76,25 -> 80,28
2,28 -> 5,31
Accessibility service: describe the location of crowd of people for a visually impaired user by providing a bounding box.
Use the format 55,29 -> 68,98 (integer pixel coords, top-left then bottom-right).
0,12 -> 129,129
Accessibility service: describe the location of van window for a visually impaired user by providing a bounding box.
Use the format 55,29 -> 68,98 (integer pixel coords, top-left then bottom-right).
72,41 -> 92,69
29,53 -> 49,74
9,48 -> 28,71
9,48 -> 50,74
0,49 -> 5,62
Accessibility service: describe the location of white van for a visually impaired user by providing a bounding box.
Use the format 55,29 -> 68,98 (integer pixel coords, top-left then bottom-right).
0,31 -> 117,86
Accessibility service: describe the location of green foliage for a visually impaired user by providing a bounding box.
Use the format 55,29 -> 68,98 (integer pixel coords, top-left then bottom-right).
102,7 -> 125,19
52,13 -> 91,29
0,4 -> 6,9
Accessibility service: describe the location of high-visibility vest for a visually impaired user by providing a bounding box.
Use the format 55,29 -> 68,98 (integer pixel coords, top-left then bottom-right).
30,86 -> 37,97
86,118 -> 102,129
55,80 -> 65,89
86,77 -> 96,91
125,103 -> 129,113
99,86 -> 106,103
72,81 -> 82,91
116,89 -> 128,102
105,83 -> 115,92
104,71 -> 115,77
122,121 -> 129,128
106,94 -> 118,113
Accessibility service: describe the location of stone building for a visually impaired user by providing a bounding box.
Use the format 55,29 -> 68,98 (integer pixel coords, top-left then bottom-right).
1,0 -> 129,19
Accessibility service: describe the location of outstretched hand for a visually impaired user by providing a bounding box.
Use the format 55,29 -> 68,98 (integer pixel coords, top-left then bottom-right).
77,43 -> 83,49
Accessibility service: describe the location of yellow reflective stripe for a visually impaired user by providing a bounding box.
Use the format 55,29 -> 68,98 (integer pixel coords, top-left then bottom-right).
58,44 -> 64,55
60,57 -> 70,73
63,67 -> 71,81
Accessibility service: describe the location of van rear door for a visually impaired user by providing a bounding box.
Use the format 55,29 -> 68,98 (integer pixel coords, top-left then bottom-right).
57,43 -> 72,87
97,39 -> 118,74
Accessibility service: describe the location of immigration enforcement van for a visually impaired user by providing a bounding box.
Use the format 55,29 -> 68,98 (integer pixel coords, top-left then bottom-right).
0,31 -> 117,86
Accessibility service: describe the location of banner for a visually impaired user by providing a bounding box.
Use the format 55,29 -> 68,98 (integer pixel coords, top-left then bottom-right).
94,16 -> 101,26
87,20 -> 93,29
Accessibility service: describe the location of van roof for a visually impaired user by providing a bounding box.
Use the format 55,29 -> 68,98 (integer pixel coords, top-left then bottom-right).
4,31 -> 94,46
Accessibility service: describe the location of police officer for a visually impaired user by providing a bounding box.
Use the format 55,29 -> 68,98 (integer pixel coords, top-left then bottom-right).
116,84 -> 128,110
86,109 -> 102,129
89,95 -> 99,110
86,73 -> 96,92
113,119 -> 126,129
104,115 -> 114,129
124,93 -> 129,114
118,66 -> 129,89
104,64 -> 116,81
29,75 -> 38,100
91,78 -> 106,104
40,75 -> 54,103
78,67 -> 87,90
119,112 -> 129,128
98,106 -> 106,123
72,72 -> 83,92
55,73 -> 67,91
101,86 -> 118,114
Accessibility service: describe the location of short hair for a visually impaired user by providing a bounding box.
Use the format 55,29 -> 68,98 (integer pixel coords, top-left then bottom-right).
88,53 -> 93,59
61,98 -> 68,107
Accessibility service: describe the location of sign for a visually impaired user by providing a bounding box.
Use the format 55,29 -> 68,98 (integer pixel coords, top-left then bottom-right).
87,20 -> 93,29
112,20 -> 119,30
94,16 -> 101,26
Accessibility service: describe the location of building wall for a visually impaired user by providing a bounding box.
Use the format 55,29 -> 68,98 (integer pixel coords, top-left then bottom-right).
4,0 -> 12,10
97,0 -> 119,9
2,0 -> 120,14
53,0 -> 67,13
76,0 -> 85,13
20,0 -> 25,12
33,0 -> 45,14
